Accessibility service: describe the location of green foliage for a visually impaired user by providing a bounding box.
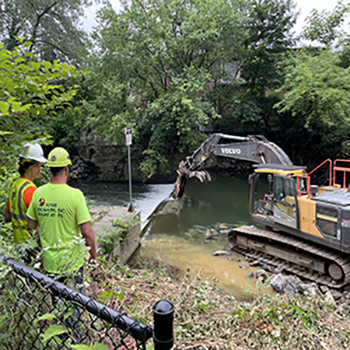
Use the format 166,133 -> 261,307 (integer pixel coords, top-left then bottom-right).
276,49 -> 350,129
41,324 -> 67,342
97,214 -> 140,263
192,278 -> 219,313
0,0 -> 91,64
232,293 -> 320,339
70,344 -> 109,350
0,39 -> 83,233
84,76 -> 137,145
38,312 -> 108,349
44,98 -> 86,148
88,0 -> 249,177
214,0 -> 297,133
303,0 -> 350,46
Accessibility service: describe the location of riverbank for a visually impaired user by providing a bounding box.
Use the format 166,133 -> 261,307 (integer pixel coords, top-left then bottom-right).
86,258 -> 350,349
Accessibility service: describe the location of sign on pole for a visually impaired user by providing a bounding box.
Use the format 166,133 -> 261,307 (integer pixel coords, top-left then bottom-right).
125,127 -> 132,146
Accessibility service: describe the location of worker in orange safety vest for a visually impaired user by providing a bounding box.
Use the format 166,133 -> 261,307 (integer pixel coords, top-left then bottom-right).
5,143 -> 47,244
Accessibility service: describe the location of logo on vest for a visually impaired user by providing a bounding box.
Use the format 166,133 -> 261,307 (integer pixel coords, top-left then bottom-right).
39,198 -> 45,207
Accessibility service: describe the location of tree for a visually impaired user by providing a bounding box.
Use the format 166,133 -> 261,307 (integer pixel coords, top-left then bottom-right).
274,49 -> 350,164
0,39 -> 83,225
0,0 -> 92,65
88,0 -> 249,178
211,0 -> 298,134
271,0 -> 350,165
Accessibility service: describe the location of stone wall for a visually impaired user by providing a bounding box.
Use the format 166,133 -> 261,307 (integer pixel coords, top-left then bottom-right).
71,130 -> 252,183
74,131 -> 145,182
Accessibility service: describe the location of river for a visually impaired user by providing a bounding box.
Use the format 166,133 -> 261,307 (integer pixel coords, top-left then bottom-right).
76,174 -> 268,299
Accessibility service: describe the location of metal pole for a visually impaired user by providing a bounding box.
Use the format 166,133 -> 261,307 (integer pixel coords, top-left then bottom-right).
128,144 -> 133,212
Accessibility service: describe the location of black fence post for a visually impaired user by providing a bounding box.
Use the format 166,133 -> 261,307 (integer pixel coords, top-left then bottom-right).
153,300 -> 174,350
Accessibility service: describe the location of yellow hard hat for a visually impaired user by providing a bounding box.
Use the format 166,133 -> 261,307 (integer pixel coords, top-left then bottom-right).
47,147 -> 72,167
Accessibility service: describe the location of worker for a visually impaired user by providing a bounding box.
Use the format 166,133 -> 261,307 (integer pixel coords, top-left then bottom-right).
5,143 -> 47,244
27,147 -> 97,280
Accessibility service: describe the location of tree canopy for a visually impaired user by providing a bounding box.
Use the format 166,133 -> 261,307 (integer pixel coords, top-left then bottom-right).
0,0 -> 92,64
211,0 -> 297,134
2,0 -> 350,181
87,0 -> 252,177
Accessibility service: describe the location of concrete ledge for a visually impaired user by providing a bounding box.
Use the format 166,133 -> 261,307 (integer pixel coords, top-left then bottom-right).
90,206 -> 141,264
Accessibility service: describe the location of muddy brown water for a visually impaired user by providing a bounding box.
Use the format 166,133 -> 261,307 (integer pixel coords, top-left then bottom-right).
76,174 -> 272,299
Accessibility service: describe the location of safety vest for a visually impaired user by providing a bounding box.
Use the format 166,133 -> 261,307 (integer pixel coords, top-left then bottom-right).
9,178 -> 35,244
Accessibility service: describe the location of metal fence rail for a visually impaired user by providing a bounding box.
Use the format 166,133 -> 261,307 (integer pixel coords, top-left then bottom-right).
0,254 -> 173,350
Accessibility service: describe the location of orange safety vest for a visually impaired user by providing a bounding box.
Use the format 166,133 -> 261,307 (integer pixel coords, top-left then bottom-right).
8,178 -> 36,244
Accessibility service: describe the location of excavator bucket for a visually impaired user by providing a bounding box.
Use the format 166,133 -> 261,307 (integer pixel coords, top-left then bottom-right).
172,165 -> 212,199
189,170 -> 212,182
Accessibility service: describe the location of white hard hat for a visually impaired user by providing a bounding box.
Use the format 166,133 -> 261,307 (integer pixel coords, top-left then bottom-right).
20,143 -> 47,163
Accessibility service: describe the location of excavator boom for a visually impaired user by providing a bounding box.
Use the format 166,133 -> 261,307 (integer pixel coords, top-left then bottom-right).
172,133 -> 292,198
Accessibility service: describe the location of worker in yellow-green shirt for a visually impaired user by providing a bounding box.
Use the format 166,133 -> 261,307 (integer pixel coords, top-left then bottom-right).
27,147 -> 97,277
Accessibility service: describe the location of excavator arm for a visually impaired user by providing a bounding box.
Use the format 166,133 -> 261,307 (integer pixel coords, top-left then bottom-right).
172,133 -> 292,198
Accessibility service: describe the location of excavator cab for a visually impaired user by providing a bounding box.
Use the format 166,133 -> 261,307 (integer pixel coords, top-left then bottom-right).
250,164 -> 307,230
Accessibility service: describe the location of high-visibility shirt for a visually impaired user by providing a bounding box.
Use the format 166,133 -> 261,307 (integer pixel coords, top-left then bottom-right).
27,183 -> 91,274
6,177 -> 37,244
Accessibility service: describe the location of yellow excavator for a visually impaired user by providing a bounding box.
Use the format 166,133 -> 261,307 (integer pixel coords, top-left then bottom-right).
172,133 -> 350,288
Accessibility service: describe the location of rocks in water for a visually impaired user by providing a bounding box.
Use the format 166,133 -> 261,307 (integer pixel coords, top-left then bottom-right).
205,228 -> 220,240
183,223 -> 236,243
246,272 -> 254,279
186,228 -> 203,236
158,199 -> 183,215
193,225 -> 206,231
182,222 -> 349,304
239,263 -> 249,269
213,250 -> 231,256
268,274 -> 327,297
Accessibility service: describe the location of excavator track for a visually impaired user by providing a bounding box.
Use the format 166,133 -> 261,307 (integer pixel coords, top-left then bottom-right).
228,225 -> 350,289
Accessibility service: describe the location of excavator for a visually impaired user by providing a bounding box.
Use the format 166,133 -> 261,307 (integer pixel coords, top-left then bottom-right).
172,133 -> 350,288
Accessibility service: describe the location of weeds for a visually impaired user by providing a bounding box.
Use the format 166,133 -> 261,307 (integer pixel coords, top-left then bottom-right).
86,258 -> 350,350
96,215 -> 139,263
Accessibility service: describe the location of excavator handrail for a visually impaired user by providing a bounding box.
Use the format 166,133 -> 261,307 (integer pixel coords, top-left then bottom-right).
307,159 -> 332,187
333,159 -> 350,189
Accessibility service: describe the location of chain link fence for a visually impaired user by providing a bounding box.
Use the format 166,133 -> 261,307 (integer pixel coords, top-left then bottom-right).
0,254 -> 174,350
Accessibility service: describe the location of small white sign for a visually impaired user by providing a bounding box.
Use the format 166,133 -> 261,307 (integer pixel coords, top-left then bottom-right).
125,127 -> 132,146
